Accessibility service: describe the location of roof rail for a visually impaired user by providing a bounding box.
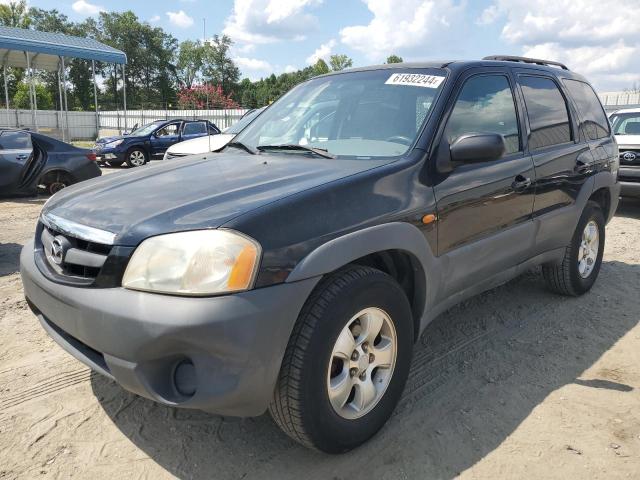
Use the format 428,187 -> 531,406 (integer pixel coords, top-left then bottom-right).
482,55 -> 569,70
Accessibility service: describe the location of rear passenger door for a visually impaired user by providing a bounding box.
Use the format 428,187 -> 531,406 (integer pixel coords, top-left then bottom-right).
0,131 -> 34,194
433,69 -> 536,296
182,121 -> 209,141
514,73 -> 592,215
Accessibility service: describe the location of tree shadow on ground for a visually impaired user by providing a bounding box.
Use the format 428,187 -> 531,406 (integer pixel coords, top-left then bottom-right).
92,260 -> 639,479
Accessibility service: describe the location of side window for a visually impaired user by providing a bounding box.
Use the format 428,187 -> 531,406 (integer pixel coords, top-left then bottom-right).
563,79 -> 610,140
156,123 -> 179,137
183,122 -> 207,136
519,76 -> 572,149
0,131 -> 32,150
445,75 -> 521,155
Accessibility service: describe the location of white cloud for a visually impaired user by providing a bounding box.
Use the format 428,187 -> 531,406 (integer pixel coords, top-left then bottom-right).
481,0 -> 640,90
166,10 -> 194,28
305,39 -> 336,65
223,0 -> 322,45
284,65 -> 297,73
340,0 -> 464,61
71,0 -> 104,16
476,5 -> 501,26
149,15 -> 161,23
234,56 -> 273,71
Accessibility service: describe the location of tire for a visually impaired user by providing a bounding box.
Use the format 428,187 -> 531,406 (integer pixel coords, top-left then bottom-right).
542,201 -> 605,296
269,265 -> 414,453
125,148 -> 147,167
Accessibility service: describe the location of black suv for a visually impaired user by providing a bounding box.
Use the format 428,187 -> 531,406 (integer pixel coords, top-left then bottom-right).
20,56 -> 620,453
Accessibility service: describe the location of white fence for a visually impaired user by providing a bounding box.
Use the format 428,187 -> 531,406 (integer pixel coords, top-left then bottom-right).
0,108 -> 249,141
599,91 -> 640,113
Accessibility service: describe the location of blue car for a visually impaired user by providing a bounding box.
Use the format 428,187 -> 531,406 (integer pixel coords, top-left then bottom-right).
94,119 -> 221,168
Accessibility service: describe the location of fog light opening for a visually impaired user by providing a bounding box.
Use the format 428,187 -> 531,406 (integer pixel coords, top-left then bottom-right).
173,359 -> 197,397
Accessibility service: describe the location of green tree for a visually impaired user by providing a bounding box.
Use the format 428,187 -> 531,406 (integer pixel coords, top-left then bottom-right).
329,54 -> 353,71
313,59 -> 330,76
0,0 -> 31,28
176,40 -> 204,88
386,55 -> 404,64
202,35 -> 240,94
13,82 -> 54,109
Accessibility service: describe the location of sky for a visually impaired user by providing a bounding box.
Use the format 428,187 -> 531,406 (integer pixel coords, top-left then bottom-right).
25,0 -> 640,91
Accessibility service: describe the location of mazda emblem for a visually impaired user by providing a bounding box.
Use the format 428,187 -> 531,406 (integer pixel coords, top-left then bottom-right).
50,237 -> 65,265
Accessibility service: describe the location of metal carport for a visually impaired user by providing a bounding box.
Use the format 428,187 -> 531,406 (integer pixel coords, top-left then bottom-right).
0,25 -> 127,141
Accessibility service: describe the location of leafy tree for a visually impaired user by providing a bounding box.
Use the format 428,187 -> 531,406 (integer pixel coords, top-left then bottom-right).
0,0 -> 31,28
202,35 -> 240,94
176,40 -> 204,88
329,54 -> 353,71
13,82 -> 53,109
313,59 -> 330,76
386,55 -> 404,64
177,84 -> 238,109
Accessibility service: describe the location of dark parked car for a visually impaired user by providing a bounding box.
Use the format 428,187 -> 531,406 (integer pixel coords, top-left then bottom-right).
94,119 -> 221,167
0,129 -> 101,197
21,56 -> 619,452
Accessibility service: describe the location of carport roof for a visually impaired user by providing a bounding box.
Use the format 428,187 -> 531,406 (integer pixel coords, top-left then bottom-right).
0,25 -> 126,71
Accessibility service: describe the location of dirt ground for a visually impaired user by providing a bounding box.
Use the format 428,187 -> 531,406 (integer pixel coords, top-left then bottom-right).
1,171 -> 639,479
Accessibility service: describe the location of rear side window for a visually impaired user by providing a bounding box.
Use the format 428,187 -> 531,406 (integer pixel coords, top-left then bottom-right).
183,122 -> 207,135
519,76 -> 572,149
563,79 -> 610,140
0,131 -> 31,150
445,75 -> 521,155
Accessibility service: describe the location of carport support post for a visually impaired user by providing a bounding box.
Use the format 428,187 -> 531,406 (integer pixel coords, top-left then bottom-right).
92,60 -> 99,138
57,66 -> 65,142
3,65 -> 9,127
122,63 -> 127,133
25,52 -> 38,132
60,57 -> 70,142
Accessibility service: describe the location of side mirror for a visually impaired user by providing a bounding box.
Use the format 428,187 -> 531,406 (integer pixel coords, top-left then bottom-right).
450,133 -> 505,164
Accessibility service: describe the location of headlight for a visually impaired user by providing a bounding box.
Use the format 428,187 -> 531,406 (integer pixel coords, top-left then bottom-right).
122,230 -> 261,296
105,139 -> 124,148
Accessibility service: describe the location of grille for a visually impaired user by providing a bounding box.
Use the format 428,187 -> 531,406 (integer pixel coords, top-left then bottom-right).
39,224 -> 111,281
619,149 -> 640,166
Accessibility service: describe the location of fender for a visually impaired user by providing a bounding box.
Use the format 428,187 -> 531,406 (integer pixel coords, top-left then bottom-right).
286,222 -> 444,331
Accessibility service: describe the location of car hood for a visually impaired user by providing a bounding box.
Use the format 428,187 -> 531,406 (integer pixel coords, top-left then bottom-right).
43,151 -> 388,245
95,135 -> 126,144
167,134 -> 235,155
615,134 -> 640,149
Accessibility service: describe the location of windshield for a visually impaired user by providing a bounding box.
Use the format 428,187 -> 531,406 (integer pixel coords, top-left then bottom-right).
224,108 -> 265,134
129,121 -> 165,137
610,113 -> 640,135
233,68 -> 446,158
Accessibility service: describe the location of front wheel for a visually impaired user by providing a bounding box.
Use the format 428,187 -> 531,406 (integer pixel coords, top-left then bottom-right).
542,201 -> 605,296
269,266 -> 414,453
125,148 -> 147,167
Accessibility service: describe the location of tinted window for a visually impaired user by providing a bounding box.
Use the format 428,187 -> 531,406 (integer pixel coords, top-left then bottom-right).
609,112 -> 640,135
520,76 -> 572,149
183,122 -> 207,135
446,75 -> 520,155
0,131 -> 31,150
564,79 -> 610,140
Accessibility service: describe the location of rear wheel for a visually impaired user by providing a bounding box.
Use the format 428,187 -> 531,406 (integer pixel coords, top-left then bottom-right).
125,148 -> 147,167
542,201 -> 605,296
38,171 -> 73,196
269,266 -> 413,453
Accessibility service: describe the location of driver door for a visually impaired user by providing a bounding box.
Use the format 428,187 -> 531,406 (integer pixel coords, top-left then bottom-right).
433,68 -> 536,297
150,122 -> 181,156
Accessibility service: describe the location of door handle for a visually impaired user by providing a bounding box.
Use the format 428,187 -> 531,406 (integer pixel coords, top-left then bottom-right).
511,175 -> 531,191
16,154 -> 28,160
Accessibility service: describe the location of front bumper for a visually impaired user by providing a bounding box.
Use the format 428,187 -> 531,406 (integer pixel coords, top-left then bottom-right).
620,181 -> 640,197
93,148 -> 125,162
619,166 -> 640,197
20,240 -> 320,416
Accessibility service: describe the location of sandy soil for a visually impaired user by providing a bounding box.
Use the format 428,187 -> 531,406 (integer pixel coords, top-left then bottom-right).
1,174 -> 639,479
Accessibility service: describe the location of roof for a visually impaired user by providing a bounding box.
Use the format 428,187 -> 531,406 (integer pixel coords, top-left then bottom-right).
610,107 -> 640,114
0,25 -> 126,71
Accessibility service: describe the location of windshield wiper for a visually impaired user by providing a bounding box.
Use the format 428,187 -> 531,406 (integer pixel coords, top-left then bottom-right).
256,144 -> 336,159
226,141 -> 258,155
